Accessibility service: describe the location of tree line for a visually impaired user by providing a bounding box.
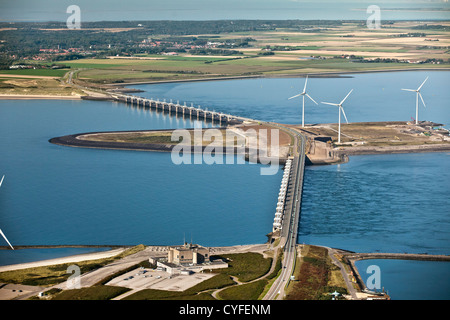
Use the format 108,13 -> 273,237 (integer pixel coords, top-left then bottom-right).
0,20 -> 347,68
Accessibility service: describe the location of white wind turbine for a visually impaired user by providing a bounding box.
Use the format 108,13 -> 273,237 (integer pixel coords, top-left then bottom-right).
0,175 -> 14,250
288,75 -> 318,127
321,89 -> 353,144
401,77 -> 428,124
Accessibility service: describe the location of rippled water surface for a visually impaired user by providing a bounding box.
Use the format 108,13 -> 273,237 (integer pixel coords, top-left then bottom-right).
299,153 -> 450,255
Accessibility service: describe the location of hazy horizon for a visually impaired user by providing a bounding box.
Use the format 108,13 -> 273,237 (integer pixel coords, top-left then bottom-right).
0,0 -> 449,22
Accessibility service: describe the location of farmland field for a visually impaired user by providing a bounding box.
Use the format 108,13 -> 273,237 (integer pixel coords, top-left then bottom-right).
1,21 -> 449,87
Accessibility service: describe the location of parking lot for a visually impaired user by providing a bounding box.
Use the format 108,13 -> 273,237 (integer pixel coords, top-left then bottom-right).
106,267 -> 216,292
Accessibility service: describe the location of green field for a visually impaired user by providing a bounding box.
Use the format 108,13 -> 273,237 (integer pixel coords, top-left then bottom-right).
123,252 -> 273,300
27,22 -> 448,85
0,69 -> 69,77
285,245 -> 348,300
64,56 -> 449,84
0,245 -> 145,287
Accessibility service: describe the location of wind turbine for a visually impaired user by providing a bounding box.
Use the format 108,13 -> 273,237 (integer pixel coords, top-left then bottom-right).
0,175 -> 14,250
401,77 -> 428,124
321,89 -> 353,144
288,75 -> 318,127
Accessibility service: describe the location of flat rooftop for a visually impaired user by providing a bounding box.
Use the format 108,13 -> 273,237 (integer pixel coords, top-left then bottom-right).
105,267 -> 216,292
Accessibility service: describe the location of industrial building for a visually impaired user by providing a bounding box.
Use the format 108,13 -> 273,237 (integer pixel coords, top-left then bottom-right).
149,242 -> 228,275
168,242 -> 210,265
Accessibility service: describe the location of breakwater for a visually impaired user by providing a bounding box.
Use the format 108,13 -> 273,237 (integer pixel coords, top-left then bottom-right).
341,251 -> 450,293
49,130 -> 289,165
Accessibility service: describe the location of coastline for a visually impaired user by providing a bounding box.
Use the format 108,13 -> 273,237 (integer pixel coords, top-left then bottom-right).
334,143 -> 450,156
0,248 -> 127,273
1,243 -> 448,296
105,67 -> 450,86
1,67 -> 449,100
0,244 -> 267,273
48,127 -> 450,165
48,130 -> 289,165
0,94 -> 82,100
2,243 -> 448,273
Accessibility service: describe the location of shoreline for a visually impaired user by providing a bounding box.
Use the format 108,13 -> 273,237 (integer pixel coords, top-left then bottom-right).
49,127 -> 450,165
335,143 -> 450,156
48,129 -> 289,165
0,244 -> 266,273
0,247 -> 128,273
0,94 -> 82,100
106,67 -> 450,86
1,67 -> 449,100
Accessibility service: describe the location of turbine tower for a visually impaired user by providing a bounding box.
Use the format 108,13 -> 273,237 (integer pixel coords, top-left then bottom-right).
288,75 -> 318,127
321,89 -> 353,144
401,77 -> 428,124
0,175 -> 14,250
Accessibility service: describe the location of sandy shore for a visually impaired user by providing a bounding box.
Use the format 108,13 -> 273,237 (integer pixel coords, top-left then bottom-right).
0,74 -> 59,79
106,67 -> 450,86
0,248 -> 126,273
0,244 -> 268,273
0,94 -> 82,100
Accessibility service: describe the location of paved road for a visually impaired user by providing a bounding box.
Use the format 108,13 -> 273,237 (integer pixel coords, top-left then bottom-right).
52,248 -> 163,291
327,247 -> 358,299
263,125 -> 306,300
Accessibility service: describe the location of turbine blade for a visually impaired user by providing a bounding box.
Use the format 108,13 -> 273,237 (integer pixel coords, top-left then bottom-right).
340,89 -> 353,105
303,75 -> 308,93
288,93 -> 302,100
401,89 -> 416,92
306,93 -> 318,105
417,76 -> 429,91
0,229 -> 14,250
341,107 -> 349,124
0,175 -> 4,188
418,92 -> 426,108
321,102 -> 339,106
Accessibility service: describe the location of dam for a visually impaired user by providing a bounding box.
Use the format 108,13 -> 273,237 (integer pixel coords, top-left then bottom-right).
110,93 -> 252,125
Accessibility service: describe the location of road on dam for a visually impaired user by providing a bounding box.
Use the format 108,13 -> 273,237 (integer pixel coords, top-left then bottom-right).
263,124 -> 306,300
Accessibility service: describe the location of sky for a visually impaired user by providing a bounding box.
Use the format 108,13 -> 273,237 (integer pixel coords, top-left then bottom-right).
0,0 -> 449,22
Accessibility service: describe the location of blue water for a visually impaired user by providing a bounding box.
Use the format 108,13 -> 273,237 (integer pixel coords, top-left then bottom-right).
299,153 -> 450,255
355,259 -> 450,300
